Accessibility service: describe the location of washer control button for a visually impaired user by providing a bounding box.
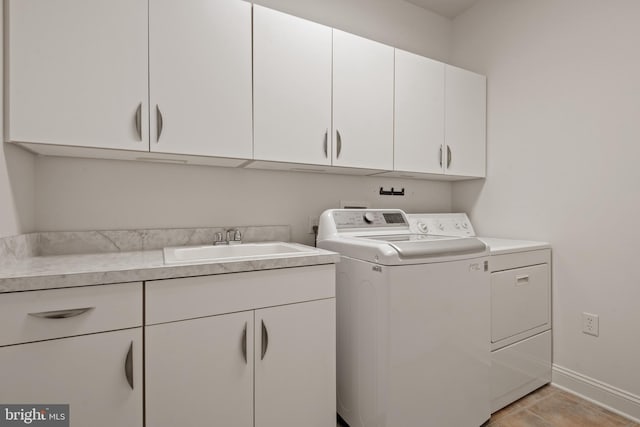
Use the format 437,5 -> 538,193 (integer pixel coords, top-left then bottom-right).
363,212 -> 376,224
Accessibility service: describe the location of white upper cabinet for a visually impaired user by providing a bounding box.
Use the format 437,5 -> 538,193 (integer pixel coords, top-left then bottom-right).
444,65 -> 487,178
332,30 -> 394,170
6,1 -> 486,179
6,0 -> 149,150
394,49 -> 446,174
253,6 -> 332,165
149,0 -> 252,159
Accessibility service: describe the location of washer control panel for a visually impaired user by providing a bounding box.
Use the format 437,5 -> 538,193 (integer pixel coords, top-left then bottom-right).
333,210 -> 408,229
407,213 -> 476,237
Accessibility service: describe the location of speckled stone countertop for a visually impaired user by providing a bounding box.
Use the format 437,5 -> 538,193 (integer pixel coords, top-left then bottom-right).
0,226 -> 339,293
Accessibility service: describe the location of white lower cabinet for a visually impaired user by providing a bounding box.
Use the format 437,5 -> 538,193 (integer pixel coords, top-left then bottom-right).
255,299 -> 336,427
0,283 -> 143,426
145,265 -> 336,427
146,311 -> 254,427
0,328 -> 143,427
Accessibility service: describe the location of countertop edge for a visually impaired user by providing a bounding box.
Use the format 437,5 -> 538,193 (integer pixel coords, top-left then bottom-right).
0,252 -> 340,294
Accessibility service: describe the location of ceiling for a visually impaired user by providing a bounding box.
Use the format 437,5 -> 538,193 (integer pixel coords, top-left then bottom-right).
404,0 -> 479,19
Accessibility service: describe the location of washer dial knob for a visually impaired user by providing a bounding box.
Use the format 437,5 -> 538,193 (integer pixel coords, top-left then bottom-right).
363,212 -> 376,224
417,222 -> 429,234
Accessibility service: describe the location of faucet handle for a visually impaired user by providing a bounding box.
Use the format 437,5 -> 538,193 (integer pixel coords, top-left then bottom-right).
225,229 -> 242,243
214,232 -> 224,244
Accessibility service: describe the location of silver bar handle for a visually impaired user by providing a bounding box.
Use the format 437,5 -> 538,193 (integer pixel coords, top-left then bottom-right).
135,103 -> 142,141
447,145 -> 452,168
125,341 -> 134,390
336,130 -> 342,158
241,322 -> 248,364
323,130 -> 328,158
261,320 -> 269,360
156,105 -> 164,142
28,307 -> 94,319
439,145 -> 443,167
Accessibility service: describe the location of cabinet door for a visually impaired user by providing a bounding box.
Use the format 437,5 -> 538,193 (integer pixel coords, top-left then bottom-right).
394,50 -> 445,174
146,311 -> 254,427
149,0 -> 252,159
333,30 -> 394,170
255,299 -> 336,427
6,0 -> 149,151
444,65 -> 487,177
0,328 -> 142,427
253,6 -> 332,165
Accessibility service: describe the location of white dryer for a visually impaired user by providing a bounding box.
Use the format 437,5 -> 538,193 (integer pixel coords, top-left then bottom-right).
317,209 -> 491,427
407,213 -> 552,413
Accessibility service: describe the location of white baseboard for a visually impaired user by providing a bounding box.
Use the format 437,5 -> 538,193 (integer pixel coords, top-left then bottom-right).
552,364 -> 640,423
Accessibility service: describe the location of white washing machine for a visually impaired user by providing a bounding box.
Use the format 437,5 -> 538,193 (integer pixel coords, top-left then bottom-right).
317,209 -> 491,427
407,213 -> 552,413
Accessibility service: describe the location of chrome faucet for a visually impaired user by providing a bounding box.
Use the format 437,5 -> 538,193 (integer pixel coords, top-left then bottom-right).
214,229 -> 242,245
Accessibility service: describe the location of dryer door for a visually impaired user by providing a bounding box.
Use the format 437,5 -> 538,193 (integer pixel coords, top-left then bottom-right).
491,264 -> 550,344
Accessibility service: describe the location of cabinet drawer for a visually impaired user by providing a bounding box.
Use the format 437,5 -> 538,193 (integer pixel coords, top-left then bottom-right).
491,264 -> 550,343
146,265 -> 335,325
0,283 -> 142,347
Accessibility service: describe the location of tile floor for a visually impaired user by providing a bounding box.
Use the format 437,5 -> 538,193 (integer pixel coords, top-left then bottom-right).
336,385 -> 640,427
487,385 -> 638,427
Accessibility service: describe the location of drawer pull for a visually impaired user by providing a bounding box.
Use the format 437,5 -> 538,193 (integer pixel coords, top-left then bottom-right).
241,322 -> 248,364
261,320 -> 269,361
516,275 -> 530,286
125,341 -> 134,390
28,307 -> 94,319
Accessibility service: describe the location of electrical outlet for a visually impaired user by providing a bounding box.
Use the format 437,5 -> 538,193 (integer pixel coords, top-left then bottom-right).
582,312 -> 599,337
308,216 -> 319,234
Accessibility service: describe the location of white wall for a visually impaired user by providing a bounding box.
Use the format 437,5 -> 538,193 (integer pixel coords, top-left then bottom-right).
35,157 -> 451,245
0,145 -> 35,238
0,7 -> 35,238
253,0 -> 452,62
451,0 -> 640,405
29,0 -> 454,245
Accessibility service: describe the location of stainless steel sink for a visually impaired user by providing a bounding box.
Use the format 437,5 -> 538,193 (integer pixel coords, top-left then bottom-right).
163,242 -> 318,265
